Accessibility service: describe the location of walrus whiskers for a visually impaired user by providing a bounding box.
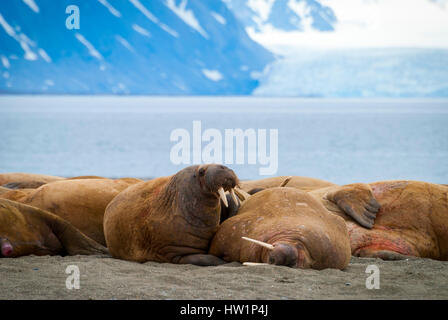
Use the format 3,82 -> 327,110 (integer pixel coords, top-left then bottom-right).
241,236 -> 274,250
279,176 -> 293,187
218,187 -> 228,207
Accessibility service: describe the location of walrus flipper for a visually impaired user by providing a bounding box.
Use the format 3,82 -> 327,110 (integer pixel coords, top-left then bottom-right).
357,249 -> 415,261
46,215 -> 110,256
177,254 -> 227,266
7,200 -> 109,256
325,184 -> 381,229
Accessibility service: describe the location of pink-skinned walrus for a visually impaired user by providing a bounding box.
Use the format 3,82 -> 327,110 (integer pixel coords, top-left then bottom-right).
309,181 -> 448,260
104,164 -> 240,266
209,187 -> 352,270
241,179 -> 448,261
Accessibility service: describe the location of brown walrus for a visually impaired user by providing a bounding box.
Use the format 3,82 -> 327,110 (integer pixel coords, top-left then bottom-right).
11,178 -> 139,246
104,164 -> 239,265
209,187 -> 352,270
0,188 -> 34,202
1,173 -> 143,189
0,173 -> 64,189
0,199 -> 108,258
240,176 -> 336,194
309,181 -> 448,261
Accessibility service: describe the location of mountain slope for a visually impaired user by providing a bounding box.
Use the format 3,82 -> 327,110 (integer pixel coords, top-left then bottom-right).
0,0 -> 274,94
223,0 -> 336,32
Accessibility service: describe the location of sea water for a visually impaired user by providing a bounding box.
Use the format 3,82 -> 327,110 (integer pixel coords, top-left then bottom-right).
0,96 -> 447,185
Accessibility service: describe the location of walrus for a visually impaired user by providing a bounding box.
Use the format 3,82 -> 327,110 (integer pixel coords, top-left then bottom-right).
209,187 -> 352,270
0,186 -> 12,196
13,178 -> 139,246
1,173 -> 143,189
245,178 -> 448,261
0,173 -> 64,189
308,181 -> 448,261
240,176 -> 336,194
103,164 -> 239,265
0,199 -> 108,258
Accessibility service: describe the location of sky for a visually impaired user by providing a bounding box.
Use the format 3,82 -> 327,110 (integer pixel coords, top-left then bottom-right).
247,0 -> 448,52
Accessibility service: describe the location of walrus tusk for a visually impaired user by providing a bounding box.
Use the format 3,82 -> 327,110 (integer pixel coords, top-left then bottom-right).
218,187 -> 228,207
243,262 -> 270,266
242,236 -> 274,250
279,176 -> 293,187
230,188 -> 239,205
234,187 -> 251,201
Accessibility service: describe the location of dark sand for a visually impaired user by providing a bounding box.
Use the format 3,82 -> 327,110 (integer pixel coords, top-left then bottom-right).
0,255 -> 447,299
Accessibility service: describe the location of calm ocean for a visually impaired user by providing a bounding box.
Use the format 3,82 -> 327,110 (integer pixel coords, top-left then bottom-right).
0,96 -> 447,185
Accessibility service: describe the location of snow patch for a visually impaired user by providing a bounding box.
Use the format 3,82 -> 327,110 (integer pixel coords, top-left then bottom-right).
130,0 -> 178,37
0,13 -> 18,37
159,23 -> 179,37
165,0 -> 208,38
97,0 -> 122,18
288,0 -> 313,31
116,35 -> 135,53
247,0 -> 275,22
202,69 -> 223,81
38,48 -> 52,63
250,70 -> 263,79
129,0 -> 159,23
1,55 -> 10,68
211,12 -> 226,25
22,0 -> 39,13
0,14 -> 38,60
75,33 -> 103,60
132,24 -> 151,37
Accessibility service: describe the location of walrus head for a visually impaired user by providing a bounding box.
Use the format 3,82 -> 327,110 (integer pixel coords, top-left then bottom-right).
243,224 -> 349,270
237,188 -> 351,270
161,164 -> 240,227
194,164 -> 239,207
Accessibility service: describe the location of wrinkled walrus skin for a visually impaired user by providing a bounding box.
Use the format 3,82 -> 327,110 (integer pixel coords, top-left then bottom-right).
209,187 -> 352,270
0,173 -> 64,189
0,199 -> 108,258
104,164 -> 239,266
12,178 -> 139,246
310,181 -> 448,261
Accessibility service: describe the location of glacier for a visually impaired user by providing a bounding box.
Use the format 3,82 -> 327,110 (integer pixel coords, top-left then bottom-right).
254,48 -> 448,98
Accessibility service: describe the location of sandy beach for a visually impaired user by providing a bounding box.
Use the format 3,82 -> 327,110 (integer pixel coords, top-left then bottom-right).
0,255 -> 447,300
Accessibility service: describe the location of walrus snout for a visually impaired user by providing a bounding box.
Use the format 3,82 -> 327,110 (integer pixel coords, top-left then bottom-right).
0,238 -> 13,257
268,243 -> 299,267
203,164 -> 238,192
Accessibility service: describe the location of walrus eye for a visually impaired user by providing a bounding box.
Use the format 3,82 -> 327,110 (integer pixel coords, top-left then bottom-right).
199,168 -> 206,176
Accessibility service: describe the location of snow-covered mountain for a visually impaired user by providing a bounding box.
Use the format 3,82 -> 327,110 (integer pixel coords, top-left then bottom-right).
223,0 -> 336,32
0,0 -> 274,94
